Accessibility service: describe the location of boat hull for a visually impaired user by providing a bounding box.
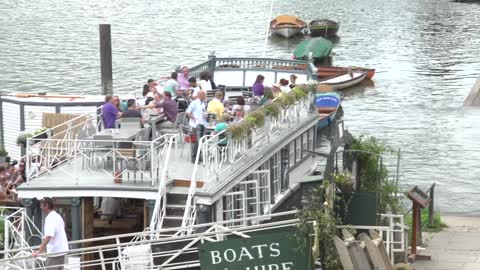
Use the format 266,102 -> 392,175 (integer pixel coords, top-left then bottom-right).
270,27 -> 303,38
317,66 -> 376,79
321,72 -> 367,90
309,20 -> 339,37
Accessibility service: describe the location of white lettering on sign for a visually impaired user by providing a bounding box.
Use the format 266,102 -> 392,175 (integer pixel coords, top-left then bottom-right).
244,262 -> 295,270
209,242 -> 287,265
239,247 -> 255,261
224,249 -> 237,262
211,250 -> 221,264
251,244 -> 268,258
269,243 -> 280,257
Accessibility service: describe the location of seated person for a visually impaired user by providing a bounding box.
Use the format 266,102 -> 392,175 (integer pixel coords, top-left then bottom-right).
122,99 -> 144,127
232,96 -> 251,116
175,89 -> 189,112
188,77 -> 201,99
214,114 -> 230,146
207,91 -> 225,119
144,92 -> 178,129
259,87 -> 275,106
163,72 -> 180,97
198,71 -> 213,91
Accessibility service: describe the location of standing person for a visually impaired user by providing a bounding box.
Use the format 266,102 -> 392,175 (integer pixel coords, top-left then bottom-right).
279,79 -> 291,93
289,74 -> 297,89
177,66 -> 190,90
252,75 -> 265,97
188,77 -> 201,99
198,71 -> 213,91
207,91 -> 225,118
175,89 -> 189,112
102,96 -> 122,129
33,198 -> 69,270
186,90 -> 207,163
164,72 -> 180,97
208,72 -> 217,90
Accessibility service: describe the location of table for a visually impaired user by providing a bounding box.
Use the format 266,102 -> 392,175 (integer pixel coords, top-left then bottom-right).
88,128 -> 141,141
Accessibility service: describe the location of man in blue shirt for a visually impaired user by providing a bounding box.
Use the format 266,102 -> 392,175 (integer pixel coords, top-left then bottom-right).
186,90 -> 207,163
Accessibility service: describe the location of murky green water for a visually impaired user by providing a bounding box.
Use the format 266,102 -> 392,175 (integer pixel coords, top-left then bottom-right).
1,0 -> 480,213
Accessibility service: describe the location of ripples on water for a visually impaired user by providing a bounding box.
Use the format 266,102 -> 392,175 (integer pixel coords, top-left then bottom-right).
1,0 -> 480,213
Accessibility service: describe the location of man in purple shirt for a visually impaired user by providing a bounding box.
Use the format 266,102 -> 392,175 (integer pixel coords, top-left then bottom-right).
177,66 -> 190,90
102,96 -> 122,129
155,92 -> 178,128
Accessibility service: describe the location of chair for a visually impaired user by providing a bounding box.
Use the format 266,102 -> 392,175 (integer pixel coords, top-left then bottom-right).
242,91 -> 253,99
120,118 -> 142,129
206,90 -> 215,98
179,125 -> 194,158
158,112 -> 185,135
92,135 -> 114,170
228,95 -> 242,106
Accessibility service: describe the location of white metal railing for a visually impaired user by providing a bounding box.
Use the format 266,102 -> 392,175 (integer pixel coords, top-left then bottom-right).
1,207 -> 43,262
337,213 -> 406,264
149,135 -> 177,234
0,211 -> 299,270
25,134 -> 176,187
180,97 -> 313,232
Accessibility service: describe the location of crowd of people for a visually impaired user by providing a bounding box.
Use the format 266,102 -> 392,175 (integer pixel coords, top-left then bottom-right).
100,67 -> 302,163
0,159 -> 26,201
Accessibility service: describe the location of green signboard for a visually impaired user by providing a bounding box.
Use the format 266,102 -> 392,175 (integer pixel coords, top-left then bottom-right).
198,230 -> 314,270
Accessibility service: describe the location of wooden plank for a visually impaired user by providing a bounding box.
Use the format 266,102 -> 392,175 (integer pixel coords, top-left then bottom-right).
370,230 -> 394,270
333,236 -> 355,270
348,241 -> 372,270
81,197 -> 95,270
173,179 -> 204,188
359,233 -> 387,270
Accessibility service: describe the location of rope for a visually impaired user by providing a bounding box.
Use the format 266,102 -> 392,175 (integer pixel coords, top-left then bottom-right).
261,0 -> 274,57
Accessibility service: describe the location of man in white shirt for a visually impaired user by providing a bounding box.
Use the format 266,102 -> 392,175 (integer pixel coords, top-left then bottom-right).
33,197 -> 69,270
186,90 -> 207,163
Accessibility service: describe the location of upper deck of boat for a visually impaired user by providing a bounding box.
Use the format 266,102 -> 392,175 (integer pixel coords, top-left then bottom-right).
16,56 -> 321,201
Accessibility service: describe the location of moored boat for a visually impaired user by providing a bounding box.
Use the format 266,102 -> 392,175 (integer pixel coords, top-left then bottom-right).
309,19 -> 339,37
315,91 -> 341,128
270,15 -> 306,38
320,72 -> 367,90
293,37 -> 333,65
317,66 -> 376,79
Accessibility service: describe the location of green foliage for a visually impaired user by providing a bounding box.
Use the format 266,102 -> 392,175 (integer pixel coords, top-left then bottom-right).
292,86 -> 308,101
350,135 -> 401,213
0,218 -> 3,249
0,146 -> 8,157
16,127 -> 48,145
298,182 -> 343,269
246,110 -> 266,128
263,103 -> 281,118
227,122 -> 251,140
405,208 -> 447,233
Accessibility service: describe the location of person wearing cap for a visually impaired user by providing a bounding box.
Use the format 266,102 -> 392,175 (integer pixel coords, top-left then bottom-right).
33,198 -> 69,269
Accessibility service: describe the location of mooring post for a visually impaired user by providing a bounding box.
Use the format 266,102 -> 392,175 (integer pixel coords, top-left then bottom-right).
99,24 -> 113,95
428,183 -> 435,227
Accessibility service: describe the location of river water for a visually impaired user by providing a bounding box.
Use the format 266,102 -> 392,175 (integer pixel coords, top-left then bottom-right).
1,0 -> 480,213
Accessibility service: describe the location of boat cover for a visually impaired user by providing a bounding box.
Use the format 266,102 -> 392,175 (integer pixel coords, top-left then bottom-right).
315,93 -> 340,108
293,37 -> 333,59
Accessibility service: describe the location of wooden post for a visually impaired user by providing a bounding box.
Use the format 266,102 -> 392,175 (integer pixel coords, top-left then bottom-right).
428,184 -> 435,227
81,197 -> 95,270
99,24 -> 113,95
411,203 -> 419,256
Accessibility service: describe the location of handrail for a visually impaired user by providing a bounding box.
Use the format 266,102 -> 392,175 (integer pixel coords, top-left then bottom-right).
0,210 -> 298,256
0,218 -> 302,270
149,134 -> 177,234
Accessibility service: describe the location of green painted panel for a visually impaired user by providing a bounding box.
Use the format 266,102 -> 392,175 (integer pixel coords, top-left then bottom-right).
199,230 -> 314,270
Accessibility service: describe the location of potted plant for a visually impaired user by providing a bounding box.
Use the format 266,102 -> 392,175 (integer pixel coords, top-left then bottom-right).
0,146 -> 8,163
16,127 -> 48,147
334,171 -> 354,193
